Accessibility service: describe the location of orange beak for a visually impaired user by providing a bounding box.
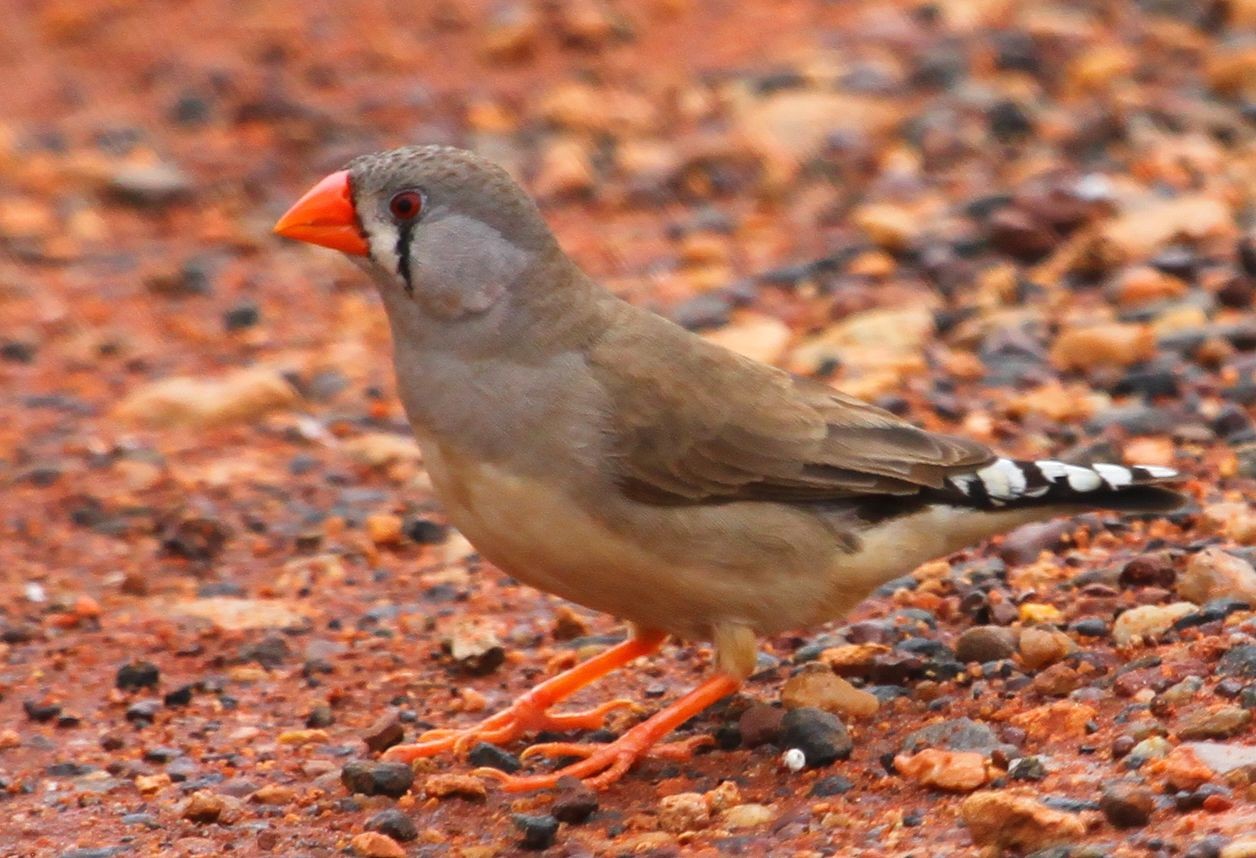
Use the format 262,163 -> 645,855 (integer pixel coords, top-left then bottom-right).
273,170 -> 370,256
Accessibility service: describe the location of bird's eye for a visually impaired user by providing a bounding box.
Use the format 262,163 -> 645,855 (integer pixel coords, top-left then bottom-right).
388,190 -> 423,221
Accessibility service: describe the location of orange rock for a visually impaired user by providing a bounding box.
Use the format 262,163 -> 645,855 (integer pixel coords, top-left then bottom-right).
1154,745 -> 1214,792
894,749 -> 988,792
1050,323 -> 1156,371
1010,700 -> 1096,740
351,832 -> 406,858
1113,266 -> 1187,307
961,790 -> 1086,851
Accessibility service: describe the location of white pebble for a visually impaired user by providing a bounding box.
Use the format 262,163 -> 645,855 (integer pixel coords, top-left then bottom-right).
782,748 -> 806,772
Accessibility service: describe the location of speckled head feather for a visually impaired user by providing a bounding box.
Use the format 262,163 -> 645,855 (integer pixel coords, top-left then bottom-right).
345,145 -> 557,254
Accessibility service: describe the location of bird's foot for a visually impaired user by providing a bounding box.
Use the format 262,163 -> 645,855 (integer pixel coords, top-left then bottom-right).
476,732 -> 715,792
382,696 -> 639,763
474,672 -> 740,792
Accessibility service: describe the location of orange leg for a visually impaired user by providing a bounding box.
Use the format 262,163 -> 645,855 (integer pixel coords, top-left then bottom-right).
383,630 -> 667,763
476,672 -> 741,792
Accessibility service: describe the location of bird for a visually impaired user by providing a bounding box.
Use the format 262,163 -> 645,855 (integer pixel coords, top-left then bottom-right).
274,144 -> 1184,792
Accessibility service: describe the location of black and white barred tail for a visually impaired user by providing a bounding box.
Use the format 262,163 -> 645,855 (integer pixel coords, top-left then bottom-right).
943,458 -> 1185,513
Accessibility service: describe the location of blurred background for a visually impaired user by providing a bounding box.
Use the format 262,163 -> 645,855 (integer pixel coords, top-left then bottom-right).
2,1 -> 1256,853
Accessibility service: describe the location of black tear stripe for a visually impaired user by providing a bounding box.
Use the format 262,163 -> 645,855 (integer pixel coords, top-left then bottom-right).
396,219 -> 417,296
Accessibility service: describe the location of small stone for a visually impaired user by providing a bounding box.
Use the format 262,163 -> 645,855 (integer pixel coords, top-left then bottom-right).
1050,323 -> 1156,371
550,605 -> 590,641
1112,602 -> 1198,645
658,792 -> 709,833
115,661 -> 160,691
423,773 -> 487,801
223,302 -> 260,331
1119,553 -> 1178,588
23,699 -> 61,722
108,162 -> 193,207
125,699 -> 161,724
1178,706 -> 1252,740
250,783 -> 296,805
467,741 -> 520,773
894,749 -> 989,792
116,366 -> 298,429
1158,745 -> 1214,791
180,790 -> 242,824
533,136 -> 596,199
780,664 -> 878,718
551,775 -> 598,824
512,813 -> 559,850
1018,628 -> 1075,670
1113,265 -> 1188,308
365,808 -> 418,842
277,728 -> 328,745
809,775 -> 853,796
960,791 -> 1086,852
306,704 -> 334,728
1221,841 -> 1256,858
1007,756 -> 1047,781
738,702 -> 784,747
955,626 -> 1018,663
781,707 -> 852,767
340,761 -> 414,798
361,712 -> 404,753
1099,782 -> 1155,828
350,831 -> 406,858
365,514 -> 404,546
443,620 -> 505,675
720,803 -> 776,829
1182,741 -> 1256,775
900,718 -> 1008,754
1180,548 -> 1256,606
403,517 -> 448,544
1219,645 -> 1256,679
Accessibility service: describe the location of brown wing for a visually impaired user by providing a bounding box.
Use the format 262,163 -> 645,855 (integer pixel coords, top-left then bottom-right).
588,307 -> 993,505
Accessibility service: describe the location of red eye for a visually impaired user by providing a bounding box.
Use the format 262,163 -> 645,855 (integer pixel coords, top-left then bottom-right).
388,190 -> 423,221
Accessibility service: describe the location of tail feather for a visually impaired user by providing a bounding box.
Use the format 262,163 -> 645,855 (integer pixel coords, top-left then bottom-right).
943,458 -> 1185,513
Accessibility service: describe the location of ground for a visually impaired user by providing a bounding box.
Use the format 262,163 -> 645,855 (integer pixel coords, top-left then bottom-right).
2,1 -> 1256,856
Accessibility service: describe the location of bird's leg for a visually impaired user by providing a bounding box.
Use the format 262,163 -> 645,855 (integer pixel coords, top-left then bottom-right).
475,672 -> 741,792
383,629 -> 667,763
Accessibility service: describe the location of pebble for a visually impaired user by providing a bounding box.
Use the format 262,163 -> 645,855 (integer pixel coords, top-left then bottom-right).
107,162 -> 193,206
364,514 -> 404,546
1177,706 -> 1252,740
780,707 -> 852,767
1112,602 -> 1198,645
423,773 -> 487,801
1182,741 -> 1256,776
1099,783 -> 1155,828
1007,756 -> 1047,781
365,808 -> 418,842
125,699 -> 161,724
1128,736 -> 1174,769
361,712 -> 404,754
340,761 -> 414,798
894,749 -> 988,792
115,366 -> 298,428
1050,323 -> 1156,371
1222,841 -> 1256,858
512,814 -> 559,850
179,790 -> 243,824
779,664 -> 879,718
350,831 -> 406,858
115,661 -> 160,691
1179,548 -> 1256,606
809,775 -> 853,797
955,626 -> 1018,663
1219,645 -> 1256,678
1158,745 -> 1214,791
551,775 -> 598,824
467,741 -> 521,773
249,783 -> 295,805
720,803 -> 776,829
738,702 -> 785,747
658,792 -> 709,833
443,620 -> 505,675
1018,627 -> 1075,670
960,791 -> 1086,852
900,718 -> 1008,754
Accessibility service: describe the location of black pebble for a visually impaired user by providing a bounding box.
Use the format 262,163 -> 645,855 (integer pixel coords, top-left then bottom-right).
1218,645 -> 1256,679
513,814 -> 559,850
116,661 -> 160,691
809,775 -> 854,797
781,707 -> 852,768
467,741 -> 521,773
404,517 -> 448,544
163,685 -> 195,707
551,775 -> 598,824
125,699 -> 162,724
223,303 -> 260,331
340,760 -> 414,798
365,807 -> 418,842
